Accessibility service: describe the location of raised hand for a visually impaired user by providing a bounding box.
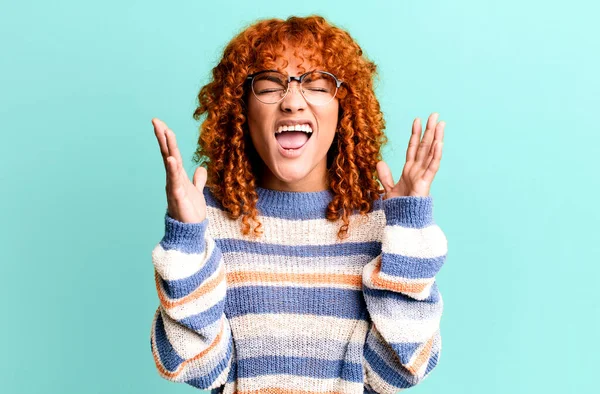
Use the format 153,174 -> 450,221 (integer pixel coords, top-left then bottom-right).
377,112 -> 445,198
153,118 -> 208,223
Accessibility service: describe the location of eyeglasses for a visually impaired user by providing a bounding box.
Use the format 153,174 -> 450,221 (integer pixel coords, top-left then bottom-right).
246,70 -> 343,106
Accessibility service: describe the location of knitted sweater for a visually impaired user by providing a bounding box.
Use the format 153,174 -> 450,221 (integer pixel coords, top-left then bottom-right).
150,186 -> 448,394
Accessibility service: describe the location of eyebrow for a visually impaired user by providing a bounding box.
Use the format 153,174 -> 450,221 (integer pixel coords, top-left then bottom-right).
261,75 -> 286,83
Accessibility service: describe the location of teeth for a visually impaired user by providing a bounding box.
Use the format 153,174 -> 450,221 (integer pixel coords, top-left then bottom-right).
276,124 -> 313,134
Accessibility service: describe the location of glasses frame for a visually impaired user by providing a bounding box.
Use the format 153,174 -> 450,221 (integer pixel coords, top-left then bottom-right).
246,69 -> 344,106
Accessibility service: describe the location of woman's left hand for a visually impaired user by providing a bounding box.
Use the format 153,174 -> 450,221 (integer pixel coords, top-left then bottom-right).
377,112 -> 445,198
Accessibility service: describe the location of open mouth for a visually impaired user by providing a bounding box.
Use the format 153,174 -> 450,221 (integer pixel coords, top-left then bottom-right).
274,124 -> 314,150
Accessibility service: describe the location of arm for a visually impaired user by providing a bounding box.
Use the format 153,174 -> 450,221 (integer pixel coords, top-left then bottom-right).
150,212 -> 235,390
362,196 -> 447,393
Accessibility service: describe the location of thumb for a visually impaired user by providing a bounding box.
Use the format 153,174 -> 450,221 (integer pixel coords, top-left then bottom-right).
376,161 -> 395,194
193,166 -> 207,192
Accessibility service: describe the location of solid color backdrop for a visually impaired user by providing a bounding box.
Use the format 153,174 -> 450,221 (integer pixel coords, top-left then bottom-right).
1,0 -> 598,393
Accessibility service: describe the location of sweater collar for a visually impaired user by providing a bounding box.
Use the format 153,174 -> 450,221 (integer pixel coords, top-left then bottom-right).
255,186 -> 334,219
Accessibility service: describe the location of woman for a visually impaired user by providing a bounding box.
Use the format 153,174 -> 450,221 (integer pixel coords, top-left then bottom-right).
150,15 -> 447,394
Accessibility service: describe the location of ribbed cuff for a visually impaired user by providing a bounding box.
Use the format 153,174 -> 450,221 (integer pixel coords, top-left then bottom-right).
383,196 -> 434,228
160,211 -> 209,254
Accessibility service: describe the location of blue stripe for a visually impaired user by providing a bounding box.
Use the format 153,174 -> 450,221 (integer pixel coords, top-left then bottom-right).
186,336 -> 233,389
363,341 -> 414,389
179,298 -> 225,330
226,286 -> 367,319
160,247 -> 222,299
226,358 -> 237,383
237,355 -> 363,382
154,311 -> 185,373
424,350 -> 440,376
383,196 -> 434,228
380,253 -> 445,279
216,238 -> 381,258
388,342 -> 421,366
363,282 -> 441,304
203,187 -> 224,210
160,212 -> 208,254
204,185 -> 386,221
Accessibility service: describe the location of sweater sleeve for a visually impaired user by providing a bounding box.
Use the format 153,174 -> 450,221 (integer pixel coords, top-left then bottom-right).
150,211 -> 235,390
361,196 -> 447,393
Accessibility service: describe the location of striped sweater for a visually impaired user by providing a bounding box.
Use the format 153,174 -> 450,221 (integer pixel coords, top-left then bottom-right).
150,186 -> 448,393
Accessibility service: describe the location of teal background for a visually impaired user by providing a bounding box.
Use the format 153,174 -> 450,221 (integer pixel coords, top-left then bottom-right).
2,0 -> 598,393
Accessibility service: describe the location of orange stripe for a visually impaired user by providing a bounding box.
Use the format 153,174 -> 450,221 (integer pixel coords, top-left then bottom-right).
406,335 -> 435,375
151,312 -> 227,379
155,266 -> 226,309
227,271 -> 362,287
370,257 -> 429,293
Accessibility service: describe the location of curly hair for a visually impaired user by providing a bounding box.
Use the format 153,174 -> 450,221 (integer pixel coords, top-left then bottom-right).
192,15 -> 387,239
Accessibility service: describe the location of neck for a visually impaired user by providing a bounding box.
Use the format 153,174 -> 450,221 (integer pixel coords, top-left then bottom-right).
256,163 -> 329,192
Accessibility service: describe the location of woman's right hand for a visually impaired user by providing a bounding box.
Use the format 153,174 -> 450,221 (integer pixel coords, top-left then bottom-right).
152,118 -> 207,224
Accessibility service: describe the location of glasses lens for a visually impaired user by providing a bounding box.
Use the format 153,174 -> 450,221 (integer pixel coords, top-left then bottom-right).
301,71 -> 338,105
252,72 -> 287,104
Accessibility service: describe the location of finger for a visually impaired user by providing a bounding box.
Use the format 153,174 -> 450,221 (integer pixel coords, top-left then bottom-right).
376,161 -> 395,194
406,117 -> 421,163
152,117 -> 167,131
416,112 -> 439,164
165,156 -> 181,192
193,166 -> 207,191
423,141 -> 443,184
152,118 -> 170,167
423,121 -> 446,170
165,128 -> 184,169
435,120 -> 445,144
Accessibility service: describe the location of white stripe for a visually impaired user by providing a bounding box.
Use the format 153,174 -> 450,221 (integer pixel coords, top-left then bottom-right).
207,205 -> 385,245
370,313 -> 441,343
433,332 -> 442,354
224,251 -> 369,274
228,281 -> 361,290
234,335 -> 364,362
206,354 -> 234,390
382,224 -> 447,258
232,374 -> 365,393
365,289 -> 443,323
230,313 -> 368,342
152,236 -> 218,280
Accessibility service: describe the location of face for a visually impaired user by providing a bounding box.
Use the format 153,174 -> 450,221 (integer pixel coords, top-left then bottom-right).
246,48 -> 339,192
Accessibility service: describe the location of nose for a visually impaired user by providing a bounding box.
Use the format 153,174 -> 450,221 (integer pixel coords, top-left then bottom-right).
279,81 -> 306,113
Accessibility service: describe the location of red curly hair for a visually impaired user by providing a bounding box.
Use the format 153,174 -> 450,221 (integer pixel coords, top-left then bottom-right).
192,15 -> 387,239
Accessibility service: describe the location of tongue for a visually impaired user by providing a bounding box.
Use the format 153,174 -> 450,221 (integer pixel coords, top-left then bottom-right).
275,131 -> 309,149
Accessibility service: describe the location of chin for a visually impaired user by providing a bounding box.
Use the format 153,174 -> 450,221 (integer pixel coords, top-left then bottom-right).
273,167 -> 310,183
